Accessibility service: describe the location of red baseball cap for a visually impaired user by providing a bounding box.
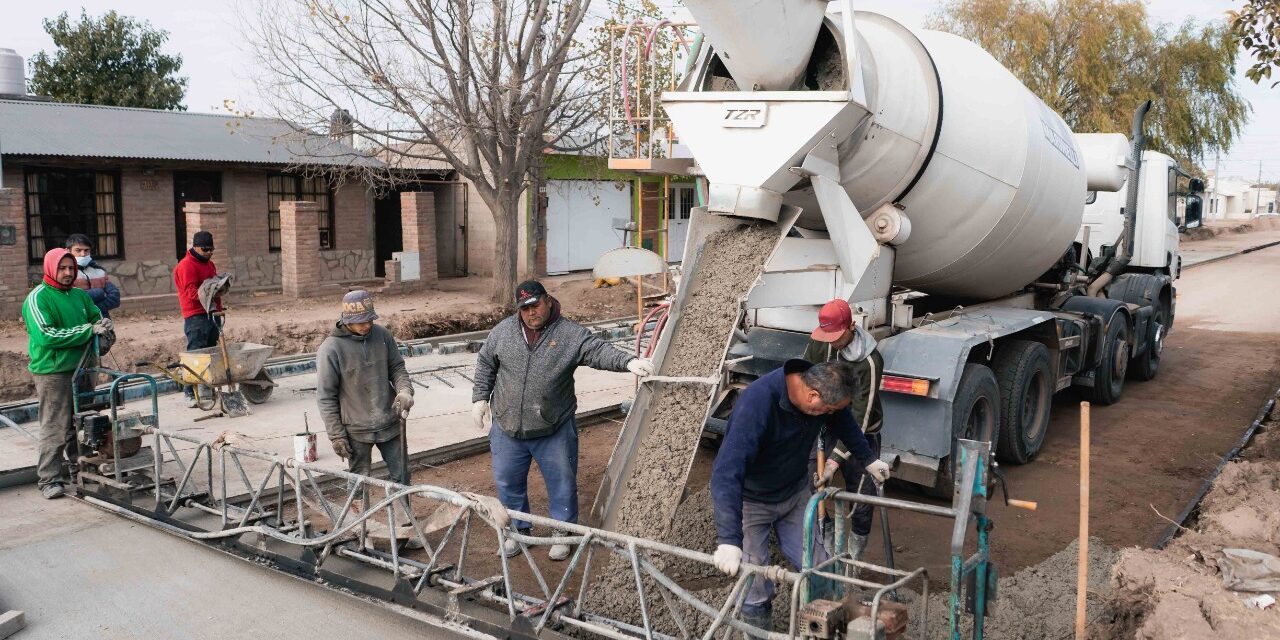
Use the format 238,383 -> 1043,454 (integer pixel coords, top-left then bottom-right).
811,299 -> 853,342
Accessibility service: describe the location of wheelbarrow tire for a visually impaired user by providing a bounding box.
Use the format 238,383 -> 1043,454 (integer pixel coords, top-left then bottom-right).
195,387 -> 218,412
241,372 -> 274,405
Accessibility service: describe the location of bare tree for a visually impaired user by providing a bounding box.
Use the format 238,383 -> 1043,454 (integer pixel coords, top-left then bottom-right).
243,0 -> 596,303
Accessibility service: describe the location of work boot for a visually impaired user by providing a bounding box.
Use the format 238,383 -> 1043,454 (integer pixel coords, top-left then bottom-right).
739,604 -> 772,639
40,483 -> 65,500
548,530 -> 572,561
849,532 -> 869,562
501,528 -> 531,558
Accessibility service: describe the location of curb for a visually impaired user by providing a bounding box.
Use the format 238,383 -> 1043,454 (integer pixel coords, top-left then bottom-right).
1182,238 -> 1280,271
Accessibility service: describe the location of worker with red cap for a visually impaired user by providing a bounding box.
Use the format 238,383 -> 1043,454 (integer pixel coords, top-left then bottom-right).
804,298 -> 885,561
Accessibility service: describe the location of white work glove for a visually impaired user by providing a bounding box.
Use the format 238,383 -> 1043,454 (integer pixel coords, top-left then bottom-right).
626,358 -> 655,378
815,458 -> 840,486
865,459 -> 891,484
392,391 -> 414,418
472,400 -> 491,431
92,318 -> 113,335
713,544 -> 742,576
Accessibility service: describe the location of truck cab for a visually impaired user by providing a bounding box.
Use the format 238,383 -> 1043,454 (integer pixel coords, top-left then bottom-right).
1079,151 -> 1205,279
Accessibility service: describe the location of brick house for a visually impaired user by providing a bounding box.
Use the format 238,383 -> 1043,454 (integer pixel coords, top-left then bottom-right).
0,98 -> 469,318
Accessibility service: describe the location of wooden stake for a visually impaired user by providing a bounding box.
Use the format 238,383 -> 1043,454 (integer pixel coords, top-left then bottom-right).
1076,401 -> 1091,639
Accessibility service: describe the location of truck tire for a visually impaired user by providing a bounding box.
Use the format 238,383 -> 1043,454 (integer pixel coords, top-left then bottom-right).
927,364 -> 1000,498
1088,315 -> 1130,405
992,341 -> 1053,464
1129,301 -> 1167,381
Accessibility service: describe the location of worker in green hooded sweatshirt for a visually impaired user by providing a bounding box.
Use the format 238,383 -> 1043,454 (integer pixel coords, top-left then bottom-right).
23,248 -> 110,499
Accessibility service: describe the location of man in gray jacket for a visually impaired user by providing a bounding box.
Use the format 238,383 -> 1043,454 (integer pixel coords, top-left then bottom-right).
317,290 -> 414,485
473,280 -> 653,559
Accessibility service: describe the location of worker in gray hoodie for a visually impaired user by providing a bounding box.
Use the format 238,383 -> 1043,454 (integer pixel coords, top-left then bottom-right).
473,280 -> 654,560
317,290 -> 414,485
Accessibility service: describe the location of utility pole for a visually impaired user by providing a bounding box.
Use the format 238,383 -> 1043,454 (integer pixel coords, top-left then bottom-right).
1256,160 -> 1263,218
1210,150 -> 1220,219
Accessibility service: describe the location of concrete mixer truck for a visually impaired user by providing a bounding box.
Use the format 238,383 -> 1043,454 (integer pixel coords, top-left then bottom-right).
592,0 -> 1204,528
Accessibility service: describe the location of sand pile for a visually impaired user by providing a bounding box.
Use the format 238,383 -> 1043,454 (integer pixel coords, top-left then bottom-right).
587,222 -> 779,628
901,538 -> 1117,639
1091,418 -> 1280,639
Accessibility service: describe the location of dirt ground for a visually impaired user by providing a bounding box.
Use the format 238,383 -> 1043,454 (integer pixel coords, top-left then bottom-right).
0,273 -> 637,402
1182,215 -> 1280,242
1090,416 -> 1280,639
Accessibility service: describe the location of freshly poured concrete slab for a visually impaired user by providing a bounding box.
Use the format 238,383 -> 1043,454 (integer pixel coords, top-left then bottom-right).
0,486 -> 473,639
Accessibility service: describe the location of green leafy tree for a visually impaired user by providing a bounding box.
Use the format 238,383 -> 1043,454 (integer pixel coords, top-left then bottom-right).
1230,0 -> 1280,87
928,0 -> 1250,169
29,10 -> 188,110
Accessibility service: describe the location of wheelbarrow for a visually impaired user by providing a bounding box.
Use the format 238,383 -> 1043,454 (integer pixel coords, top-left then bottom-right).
146,342 -> 276,413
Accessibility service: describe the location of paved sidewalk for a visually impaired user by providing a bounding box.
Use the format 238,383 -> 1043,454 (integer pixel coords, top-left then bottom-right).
0,344 -> 635,488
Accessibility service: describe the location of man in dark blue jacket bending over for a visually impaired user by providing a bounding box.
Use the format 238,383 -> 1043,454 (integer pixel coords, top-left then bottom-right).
709,359 -> 891,631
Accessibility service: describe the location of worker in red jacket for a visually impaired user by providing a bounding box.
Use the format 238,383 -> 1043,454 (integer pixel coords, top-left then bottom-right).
173,230 -> 223,406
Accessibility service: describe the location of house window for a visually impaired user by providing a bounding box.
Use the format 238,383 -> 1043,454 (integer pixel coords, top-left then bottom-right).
24,168 -> 123,264
668,184 -> 695,221
267,173 -> 335,252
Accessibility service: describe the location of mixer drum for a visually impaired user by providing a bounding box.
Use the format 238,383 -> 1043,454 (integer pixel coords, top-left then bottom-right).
783,12 -> 1088,300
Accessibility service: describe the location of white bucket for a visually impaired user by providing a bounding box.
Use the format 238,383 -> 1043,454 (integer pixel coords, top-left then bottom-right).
294,432 -> 317,462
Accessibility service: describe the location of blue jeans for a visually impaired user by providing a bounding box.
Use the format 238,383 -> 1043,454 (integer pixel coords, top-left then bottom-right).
741,489 -> 829,613
489,415 -> 578,531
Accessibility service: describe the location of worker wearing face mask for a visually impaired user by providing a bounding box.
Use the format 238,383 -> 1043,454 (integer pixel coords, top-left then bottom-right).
64,234 -> 121,319
804,298 -> 885,562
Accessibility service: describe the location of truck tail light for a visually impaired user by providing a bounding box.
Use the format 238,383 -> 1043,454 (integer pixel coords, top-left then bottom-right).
881,375 -> 931,397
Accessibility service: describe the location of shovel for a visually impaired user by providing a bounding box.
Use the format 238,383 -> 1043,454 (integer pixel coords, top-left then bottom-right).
212,311 -> 251,417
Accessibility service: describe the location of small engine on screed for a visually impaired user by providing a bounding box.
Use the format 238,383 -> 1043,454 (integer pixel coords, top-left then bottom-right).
798,595 -> 909,640
74,409 -> 147,477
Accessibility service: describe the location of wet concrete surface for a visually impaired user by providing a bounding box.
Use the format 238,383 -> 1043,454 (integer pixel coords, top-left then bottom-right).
0,486 -> 470,639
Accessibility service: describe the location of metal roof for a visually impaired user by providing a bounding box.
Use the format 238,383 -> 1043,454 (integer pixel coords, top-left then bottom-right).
0,99 -> 383,167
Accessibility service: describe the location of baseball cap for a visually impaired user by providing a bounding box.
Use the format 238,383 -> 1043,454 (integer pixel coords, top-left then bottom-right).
340,290 -> 378,323
515,280 -> 547,308
192,231 -> 215,250
811,299 -> 853,342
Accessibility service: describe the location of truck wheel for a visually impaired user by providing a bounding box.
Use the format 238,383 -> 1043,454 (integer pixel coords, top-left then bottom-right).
993,341 -> 1053,464
1129,302 -> 1167,381
1088,315 -> 1130,405
927,364 -> 999,498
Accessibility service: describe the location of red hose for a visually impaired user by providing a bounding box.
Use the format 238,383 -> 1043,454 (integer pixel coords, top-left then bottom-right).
635,301 -> 671,357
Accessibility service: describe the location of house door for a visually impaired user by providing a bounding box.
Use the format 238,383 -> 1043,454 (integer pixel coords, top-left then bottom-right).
173,172 -> 223,260
545,180 -> 631,274
373,191 -> 403,278
430,182 -> 469,277
667,183 -> 695,262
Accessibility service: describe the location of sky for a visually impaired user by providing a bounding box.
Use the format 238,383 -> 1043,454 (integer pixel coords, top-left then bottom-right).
0,0 -> 1275,180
